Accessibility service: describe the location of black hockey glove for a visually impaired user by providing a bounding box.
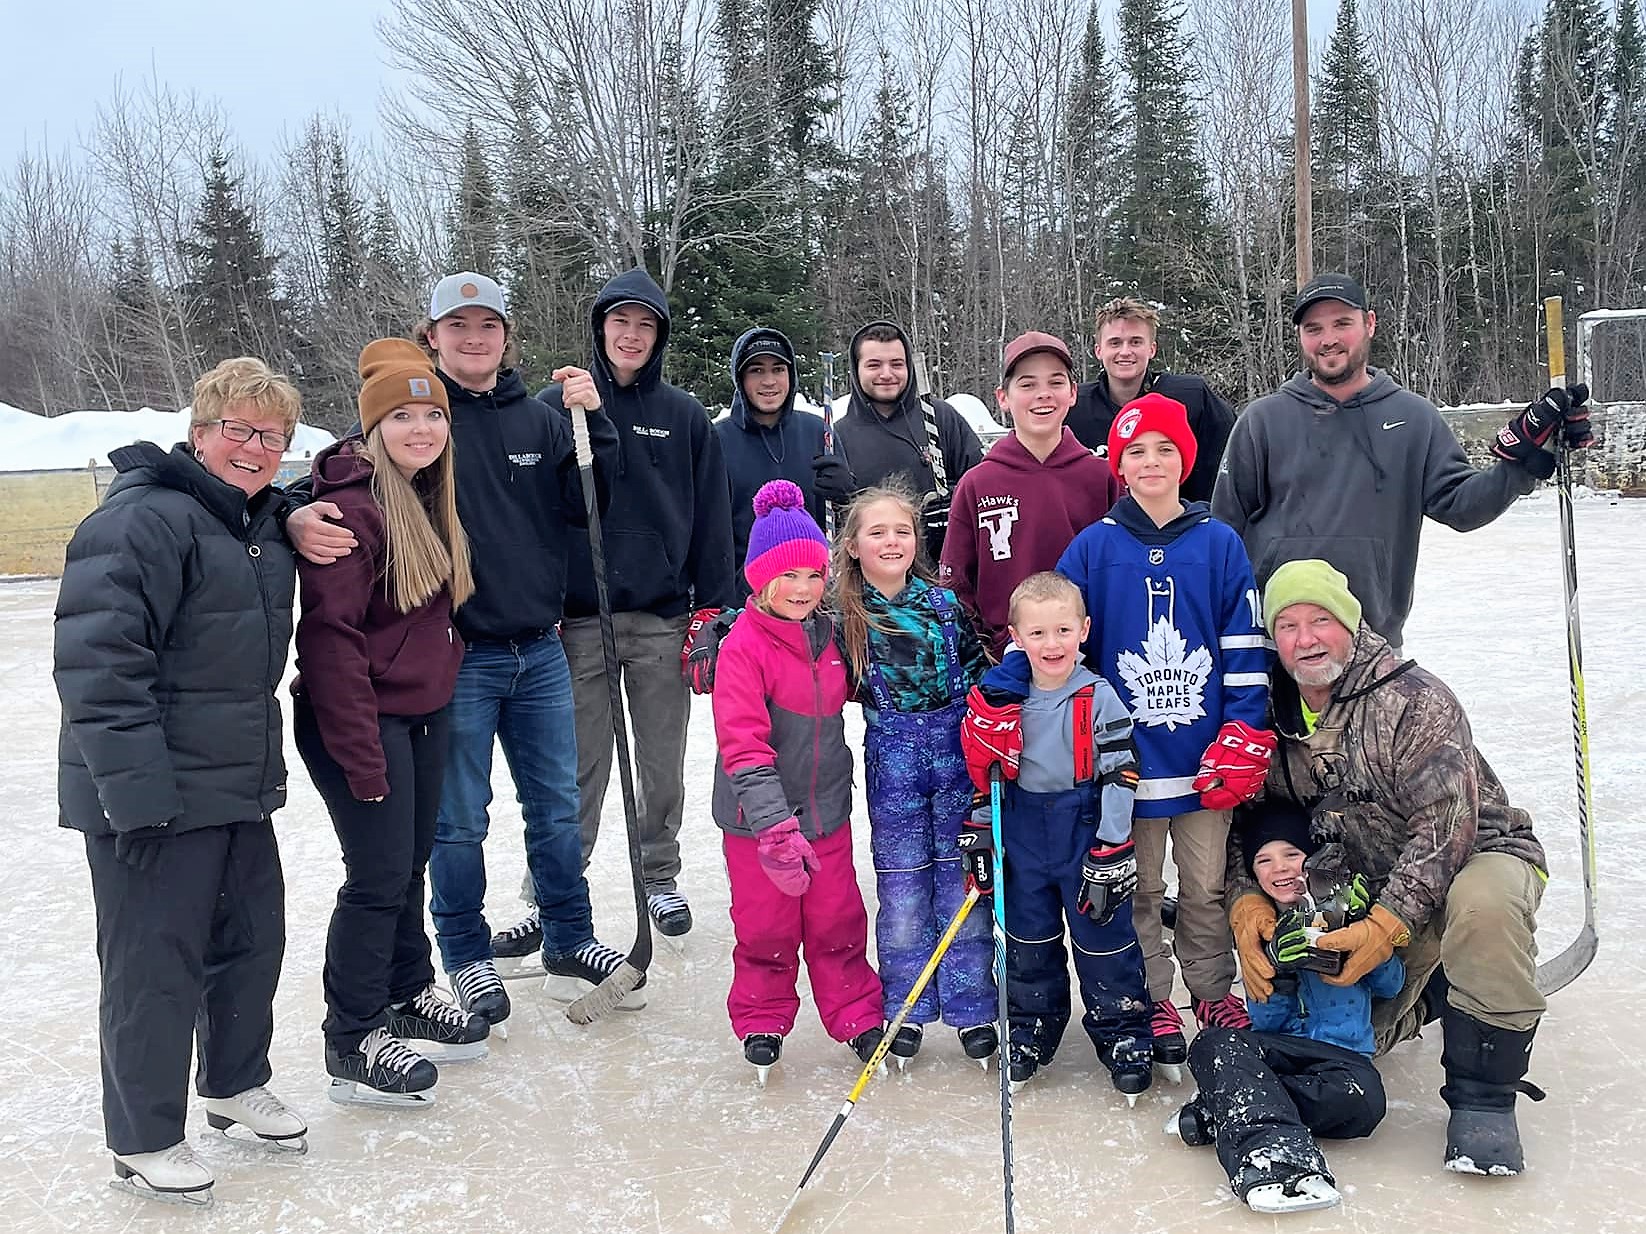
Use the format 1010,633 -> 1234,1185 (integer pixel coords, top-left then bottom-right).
1492,384 -> 1588,479
957,801 -> 996,896
682,607 -> 739,695
114,825 -> 170,872
810,454 -> 856,504
1078,839 -> 1137,926
1264,907 -> 1347,977
920,489 -> 951,549
1564,382 -> 1596,449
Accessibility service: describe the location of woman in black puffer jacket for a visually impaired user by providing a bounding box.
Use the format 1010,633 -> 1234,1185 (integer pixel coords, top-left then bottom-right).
53,357 -> 306,1208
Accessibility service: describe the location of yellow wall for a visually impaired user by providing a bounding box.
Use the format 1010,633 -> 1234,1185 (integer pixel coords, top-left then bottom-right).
0,469 -> 101,577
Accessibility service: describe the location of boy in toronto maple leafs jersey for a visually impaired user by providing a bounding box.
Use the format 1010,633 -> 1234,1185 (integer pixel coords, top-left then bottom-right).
1054,392 -> 1274,1074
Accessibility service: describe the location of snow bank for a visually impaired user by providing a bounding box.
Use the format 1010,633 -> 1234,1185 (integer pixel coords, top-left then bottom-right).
0,402 -> 334,472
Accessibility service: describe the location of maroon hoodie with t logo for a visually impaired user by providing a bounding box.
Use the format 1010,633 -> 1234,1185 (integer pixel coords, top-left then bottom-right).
293,439 -> 464,799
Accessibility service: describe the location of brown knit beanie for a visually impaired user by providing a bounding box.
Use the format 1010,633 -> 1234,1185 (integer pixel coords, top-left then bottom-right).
358,338 -> 448,434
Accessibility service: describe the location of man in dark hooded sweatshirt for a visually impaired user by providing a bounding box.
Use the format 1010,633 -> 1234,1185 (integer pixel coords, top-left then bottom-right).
539,268 -> 738,942
810,320 -> 983,561
1212,273 -> 1595,652
716,326 -> 827,565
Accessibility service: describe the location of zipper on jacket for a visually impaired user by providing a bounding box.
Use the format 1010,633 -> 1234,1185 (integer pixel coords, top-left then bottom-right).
808,643 -> 824,838
248,534 -> 276,801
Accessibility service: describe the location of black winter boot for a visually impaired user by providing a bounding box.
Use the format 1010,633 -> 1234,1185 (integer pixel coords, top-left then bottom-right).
1440,1009 -> 1545,1176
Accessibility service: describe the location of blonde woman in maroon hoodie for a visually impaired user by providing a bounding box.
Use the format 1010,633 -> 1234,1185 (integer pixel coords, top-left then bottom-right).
292,339 -> 481,1106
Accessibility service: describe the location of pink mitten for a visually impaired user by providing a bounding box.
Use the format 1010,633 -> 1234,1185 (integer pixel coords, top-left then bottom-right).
757,817 -> 821,896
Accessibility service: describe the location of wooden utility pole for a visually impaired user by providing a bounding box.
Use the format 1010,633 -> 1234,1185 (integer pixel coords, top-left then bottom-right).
1292,0 -> 1313,288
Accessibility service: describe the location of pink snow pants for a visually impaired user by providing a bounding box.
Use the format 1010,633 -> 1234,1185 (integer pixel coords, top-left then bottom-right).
723,823 -> 884,1042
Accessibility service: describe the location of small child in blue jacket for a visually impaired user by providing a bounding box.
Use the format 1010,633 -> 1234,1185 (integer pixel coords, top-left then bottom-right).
1167,798 -> 1403,1215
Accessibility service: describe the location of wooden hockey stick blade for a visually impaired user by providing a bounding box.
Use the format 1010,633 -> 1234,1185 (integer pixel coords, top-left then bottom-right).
1535,925 -> 1598,995
565,961 -> 646,1025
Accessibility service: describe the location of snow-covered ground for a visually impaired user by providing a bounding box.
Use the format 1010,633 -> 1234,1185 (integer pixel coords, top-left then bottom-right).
0,402 -> 334,472
1,493 -> 1642,1233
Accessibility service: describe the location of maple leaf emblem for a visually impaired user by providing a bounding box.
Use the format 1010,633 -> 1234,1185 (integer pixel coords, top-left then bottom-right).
1116,617 -> 1213,730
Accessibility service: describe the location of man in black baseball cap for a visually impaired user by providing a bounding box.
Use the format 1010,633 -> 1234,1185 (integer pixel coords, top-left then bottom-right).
1212,272 -> 1596,654
1290,273 -> 1370,323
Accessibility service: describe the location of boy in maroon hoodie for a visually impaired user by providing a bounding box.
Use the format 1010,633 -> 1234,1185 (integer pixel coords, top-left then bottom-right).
940,332 -> 1121,655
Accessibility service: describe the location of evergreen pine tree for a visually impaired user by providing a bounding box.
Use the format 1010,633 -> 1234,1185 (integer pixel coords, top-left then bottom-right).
1062,4 -> 1122,359
177,149 -> 289,369
448,125 -> 499,275
322,136 -> 367,307
1312,0 -> 1383,274
1110,0 -> 1220,351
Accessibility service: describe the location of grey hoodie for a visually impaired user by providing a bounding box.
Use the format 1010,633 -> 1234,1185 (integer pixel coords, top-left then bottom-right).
1211,370 -> 1538,647
1016,665 -> 1138,847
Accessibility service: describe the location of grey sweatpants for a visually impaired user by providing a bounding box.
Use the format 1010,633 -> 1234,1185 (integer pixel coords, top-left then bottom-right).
562,610 -> 692,893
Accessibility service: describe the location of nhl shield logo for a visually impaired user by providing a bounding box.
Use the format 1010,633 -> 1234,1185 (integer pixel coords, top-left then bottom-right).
1148,548 -> 1165,565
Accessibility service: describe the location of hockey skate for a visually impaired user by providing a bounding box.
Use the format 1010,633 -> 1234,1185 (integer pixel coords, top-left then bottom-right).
646,890 -> 693,952
743,1033 -> 783,1086
491,910 -> 545,980
1165,1096 -> 1215,1146
449,959 -> 512,1039
202,1085 -> 308,1153
847,1025 -> 887,1074
328,1027 -> 439,1108
958,1023 -> 998,1070
1006,1042 -> 1042,1093
1150,999 -> 1188,1084
109,1142 -> 214,1208
1194,992 -> 1252,1031
1097,1033 -> 1154,1107
888,1023 -> 923,1073
392,982 -> 492,1059
1235,1160 -> 1341,1214
543,941 -> 648,1010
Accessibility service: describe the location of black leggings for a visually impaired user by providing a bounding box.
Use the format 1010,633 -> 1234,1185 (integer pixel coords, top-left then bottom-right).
295,699 -> 449,1050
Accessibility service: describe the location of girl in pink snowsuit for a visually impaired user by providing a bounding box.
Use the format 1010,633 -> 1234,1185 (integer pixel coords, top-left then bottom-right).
712,480 -> 885,1081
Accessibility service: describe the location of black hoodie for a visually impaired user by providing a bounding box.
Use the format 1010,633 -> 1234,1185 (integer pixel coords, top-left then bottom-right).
715,327 -> 828,569
830,321 -> 983,554
1069,369 -> 1236,503
542,268 -> 738,617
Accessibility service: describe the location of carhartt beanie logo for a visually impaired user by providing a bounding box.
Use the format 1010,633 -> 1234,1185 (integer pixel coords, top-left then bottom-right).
1107,391 -> 1197,481
744,480 -> 829,595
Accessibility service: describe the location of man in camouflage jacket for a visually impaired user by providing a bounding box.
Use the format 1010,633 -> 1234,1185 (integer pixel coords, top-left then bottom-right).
1224,559 -> 1547,1179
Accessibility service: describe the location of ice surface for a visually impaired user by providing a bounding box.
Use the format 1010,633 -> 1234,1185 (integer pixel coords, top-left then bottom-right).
0,402 -> 334,472
1,493 -> 1643,1232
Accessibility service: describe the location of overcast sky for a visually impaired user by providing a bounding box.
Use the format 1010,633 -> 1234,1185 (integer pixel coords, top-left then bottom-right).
5,0 -> 403,164
6,0 -> 1346,167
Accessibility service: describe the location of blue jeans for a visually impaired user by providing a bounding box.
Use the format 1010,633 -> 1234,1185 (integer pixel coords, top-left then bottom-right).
430,632 -> 593,971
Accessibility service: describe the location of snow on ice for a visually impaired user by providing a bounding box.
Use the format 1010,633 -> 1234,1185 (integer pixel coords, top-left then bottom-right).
0,493 -> 1642,1232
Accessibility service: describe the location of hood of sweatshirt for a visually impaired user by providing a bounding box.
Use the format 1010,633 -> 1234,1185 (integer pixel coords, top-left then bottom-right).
589,268 -> 672,394
309,437 -> 375,496
728,327 -> 799,428
844,319 -> 923,424
982,427 -> 1099,474
1107,495 -> 1211,546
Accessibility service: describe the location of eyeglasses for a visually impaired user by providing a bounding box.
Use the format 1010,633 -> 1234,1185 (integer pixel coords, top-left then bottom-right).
210,419 -> 292,453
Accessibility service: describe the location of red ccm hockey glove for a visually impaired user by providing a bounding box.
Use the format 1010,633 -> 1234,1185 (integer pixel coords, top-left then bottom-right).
961,685 -> 1023,790
680,607 -> 725,693
1193,721 -> 1276,810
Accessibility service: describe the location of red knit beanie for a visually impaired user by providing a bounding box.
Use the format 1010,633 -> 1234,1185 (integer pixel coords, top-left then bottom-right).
1106,391 -> 1197,481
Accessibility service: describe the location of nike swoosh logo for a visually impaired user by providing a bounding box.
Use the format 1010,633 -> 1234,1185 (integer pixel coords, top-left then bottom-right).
1382,420 -> 1405,430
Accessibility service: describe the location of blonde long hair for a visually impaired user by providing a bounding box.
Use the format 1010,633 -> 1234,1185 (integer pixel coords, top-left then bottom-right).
828,484 -> 937,681
358,424 -> 475,613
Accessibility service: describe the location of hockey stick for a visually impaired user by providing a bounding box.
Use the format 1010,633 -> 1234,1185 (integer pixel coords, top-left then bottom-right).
1534,296 -> 1600,996
770,885 -> 983,1233
820,350 -> 837,537
564,404 -> 652,1024
988,761 -> 1017,1234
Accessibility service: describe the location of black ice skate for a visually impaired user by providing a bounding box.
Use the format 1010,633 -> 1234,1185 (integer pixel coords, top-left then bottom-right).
646,890 -> 693,949
542,941 -> 648,1011
390,983 -> 491,1060
202,1085 -> 308,1153
449,959 -> 512,1037
744,1033 -> 783,1086
1150,1000 -> 1188,1084
327,1027 -> 439,1108
847,1025 -> 887,1070
1234,1160 -> 1341,1214
1166,1096 -> 1216,1146
109,1143 -> 214,1208
1006,1042 -> 1042,1093
1097,1033 -> 1154,1106
958,1023 -> 998,1070
889,1023 -> 923,1073
491,910 -> 545,980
